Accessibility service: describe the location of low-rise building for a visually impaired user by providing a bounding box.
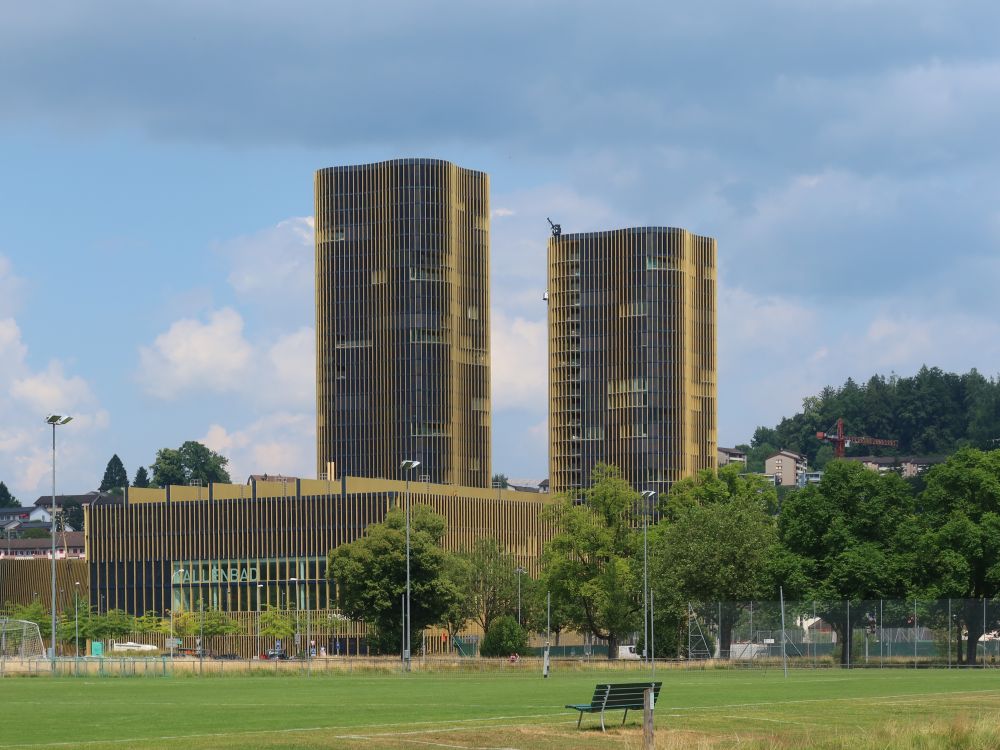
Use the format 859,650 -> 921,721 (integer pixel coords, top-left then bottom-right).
717,447 -> 747,467
765,450 -> 808,487
846,455 -> 946,478
0,532 -> 85,560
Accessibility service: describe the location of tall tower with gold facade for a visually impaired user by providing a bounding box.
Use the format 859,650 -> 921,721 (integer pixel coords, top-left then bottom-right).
547,227 -> 716,495
315,159 -> 490,487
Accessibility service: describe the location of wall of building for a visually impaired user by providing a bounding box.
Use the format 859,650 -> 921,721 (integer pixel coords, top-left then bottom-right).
315,158 -> 491,488
0,559 -> 89,612
548,226 -> 717,495
86,477 -> 554,617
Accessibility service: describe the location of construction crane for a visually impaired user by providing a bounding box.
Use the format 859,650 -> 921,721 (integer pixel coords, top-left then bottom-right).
816,418 -> 898,459
547,217 -> 561,237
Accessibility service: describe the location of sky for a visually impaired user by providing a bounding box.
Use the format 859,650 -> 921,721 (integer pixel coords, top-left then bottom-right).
2,1 -> 1000,500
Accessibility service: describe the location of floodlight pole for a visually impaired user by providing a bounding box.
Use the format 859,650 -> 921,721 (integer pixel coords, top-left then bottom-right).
515,567 -> 527,625
74,582 -> 80,660
46,414 -> 72,671
401,459 -> 420,672
641,490 -> 656,666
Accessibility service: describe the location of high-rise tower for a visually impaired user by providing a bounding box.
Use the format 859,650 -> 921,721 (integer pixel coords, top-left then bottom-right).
315,159 -> 490,487
547,227 -> 717,495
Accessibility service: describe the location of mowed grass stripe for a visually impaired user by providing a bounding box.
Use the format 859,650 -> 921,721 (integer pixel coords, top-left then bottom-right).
0,669 -> 997,749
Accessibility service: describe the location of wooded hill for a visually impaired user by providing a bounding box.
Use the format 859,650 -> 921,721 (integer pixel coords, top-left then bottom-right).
738,367 -> 1000,472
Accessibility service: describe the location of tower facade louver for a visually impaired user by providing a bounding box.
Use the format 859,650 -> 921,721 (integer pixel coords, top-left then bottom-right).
316,159 -> 490,487
548,227 -> 717,495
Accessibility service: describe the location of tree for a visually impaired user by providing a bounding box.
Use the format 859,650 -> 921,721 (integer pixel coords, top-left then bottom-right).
22,528 -> 50,539
914,448 -> 1000,665
258,605 -> 295,639
0,481 -> 19,508
329,505 -> 459,655
541,463 -> 641,659
99,455 -> 128,493
459,537 -> 518,634
89,609 -> 136,639
151,441 -> 231,487
491,473 -> 508,489
437,553 -> 475,644
3,599 -> 47,631
479,615 -> 528,657
774,460 -> 918,665
652,465 -> 779,658
199,608 -> 241,636
132,466 -> 150,489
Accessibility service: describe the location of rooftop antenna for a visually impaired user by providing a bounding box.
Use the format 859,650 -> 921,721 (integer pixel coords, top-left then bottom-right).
547,217 -> 561,237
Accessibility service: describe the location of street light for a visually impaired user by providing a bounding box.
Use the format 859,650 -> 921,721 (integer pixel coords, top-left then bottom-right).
640,490 -> 656,666
74,581 -> 80,659
290,576 -> 300,659
400,459 -> 421,671
45,414 -> 72,669
515,567 -> 527,626
256,583 -> 264,659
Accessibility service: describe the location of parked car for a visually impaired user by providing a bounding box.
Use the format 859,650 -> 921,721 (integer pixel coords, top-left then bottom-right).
214,653 -> 240,660
264,649 -> 289,660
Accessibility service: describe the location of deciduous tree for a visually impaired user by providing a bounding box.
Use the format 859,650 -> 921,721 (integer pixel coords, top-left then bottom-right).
541,463 -> 641,659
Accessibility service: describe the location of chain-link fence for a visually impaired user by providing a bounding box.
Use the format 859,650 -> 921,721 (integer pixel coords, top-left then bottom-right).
684,598 -> 1000,668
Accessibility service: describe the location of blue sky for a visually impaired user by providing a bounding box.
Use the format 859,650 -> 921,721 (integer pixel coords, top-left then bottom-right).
2,1 -> 1000,499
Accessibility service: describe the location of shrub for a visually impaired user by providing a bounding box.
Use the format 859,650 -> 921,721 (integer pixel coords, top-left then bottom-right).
479,615 -> 528,657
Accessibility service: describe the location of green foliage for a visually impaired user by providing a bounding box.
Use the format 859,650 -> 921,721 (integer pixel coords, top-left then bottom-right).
99,454 -> 129,492
61,501 -> 84,532
258,605 -> 295,639
652,465 -> 779,656
479,615 -> 528,657
132,466 -> 150,488
744,367 -> 1000,466
199,608 -> 241,636
89,609 -> 136,639
329,505 -> 459,655
437,553 -> 474,639
775,460 -> 917,664
0,480 -> 19,508
913,448 -> 1000,664
457,537 -> 519,633
541,463 -> 641,658
490,473 -> 508,488
151,441 -> 231,487
21,527 -> 50,539
4,599 -> 47,630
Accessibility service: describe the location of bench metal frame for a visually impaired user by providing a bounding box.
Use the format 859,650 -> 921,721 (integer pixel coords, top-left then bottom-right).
565,681 -> 662,731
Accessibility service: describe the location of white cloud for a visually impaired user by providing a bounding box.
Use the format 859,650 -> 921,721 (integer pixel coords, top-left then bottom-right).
265,328 -> 315,409
10,361 -> 96,414
137,308 -> 254,398
491,310 -> 546,412
202,412 -> 315,482
0,256 -> 25,317
492,207 -> 515,218
219,217 -> 314,305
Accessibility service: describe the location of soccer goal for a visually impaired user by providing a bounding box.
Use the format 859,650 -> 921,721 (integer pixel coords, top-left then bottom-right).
0,619 -> 46,659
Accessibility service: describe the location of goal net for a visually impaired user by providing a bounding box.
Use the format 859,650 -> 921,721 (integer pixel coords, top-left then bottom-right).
0,619 -> 46,659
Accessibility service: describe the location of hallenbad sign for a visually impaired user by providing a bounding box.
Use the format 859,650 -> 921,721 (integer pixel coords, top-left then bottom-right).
172,563 -> 260,584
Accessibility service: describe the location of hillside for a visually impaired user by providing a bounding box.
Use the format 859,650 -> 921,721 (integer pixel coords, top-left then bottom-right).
738,366 -> 1000,472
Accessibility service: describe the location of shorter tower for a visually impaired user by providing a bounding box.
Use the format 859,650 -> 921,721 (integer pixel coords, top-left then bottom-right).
547,227 -> 717,495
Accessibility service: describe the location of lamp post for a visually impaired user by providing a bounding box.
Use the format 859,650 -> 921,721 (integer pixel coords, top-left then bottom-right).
45,414 -> 72,669
290,576 -> 300,659
400,459 -> 421,671
257,583 -> 264,659
640,490 -> 656,666
515,567 -> 527,626
74,581 -> 80,659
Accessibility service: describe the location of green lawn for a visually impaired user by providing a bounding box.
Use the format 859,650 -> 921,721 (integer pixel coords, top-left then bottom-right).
1,668 -> 999,749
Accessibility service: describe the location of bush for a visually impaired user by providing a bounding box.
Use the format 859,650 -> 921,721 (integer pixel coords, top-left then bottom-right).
479,616 -> 528,657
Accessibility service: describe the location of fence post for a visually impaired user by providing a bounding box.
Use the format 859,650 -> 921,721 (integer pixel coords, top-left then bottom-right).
846,600 -> 850,670
643,687 -> 655,749
913,599 -> 918,669
880,600 -> 884,669
983,598 -> 987,670
947,598 -> 951,669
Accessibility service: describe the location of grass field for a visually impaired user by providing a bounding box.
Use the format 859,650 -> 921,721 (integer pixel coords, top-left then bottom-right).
1,668 -> 999,749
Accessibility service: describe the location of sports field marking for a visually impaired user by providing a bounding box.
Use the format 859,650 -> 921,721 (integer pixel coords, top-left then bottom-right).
0,712 -> 572,749
667,687 -> 1000,713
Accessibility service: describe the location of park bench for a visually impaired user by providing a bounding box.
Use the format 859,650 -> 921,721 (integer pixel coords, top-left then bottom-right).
565,681 -> 662,731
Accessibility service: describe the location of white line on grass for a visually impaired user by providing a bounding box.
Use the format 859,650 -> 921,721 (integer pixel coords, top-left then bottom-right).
0,712 -> 571,749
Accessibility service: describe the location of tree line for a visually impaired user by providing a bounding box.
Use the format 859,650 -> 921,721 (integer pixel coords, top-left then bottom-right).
738,367 -> 1000,472
328,449 -> 1000,664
